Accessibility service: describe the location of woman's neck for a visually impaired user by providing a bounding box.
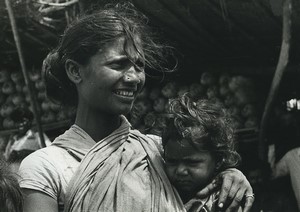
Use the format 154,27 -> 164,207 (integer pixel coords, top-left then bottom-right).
74,107 -> 121,142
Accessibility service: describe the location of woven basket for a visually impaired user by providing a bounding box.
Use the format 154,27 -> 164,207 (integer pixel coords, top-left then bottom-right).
26,0 -> 81,30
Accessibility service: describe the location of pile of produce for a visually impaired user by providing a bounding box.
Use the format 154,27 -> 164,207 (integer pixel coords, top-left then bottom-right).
0,69 -> 74,130
130,72 -> 260,136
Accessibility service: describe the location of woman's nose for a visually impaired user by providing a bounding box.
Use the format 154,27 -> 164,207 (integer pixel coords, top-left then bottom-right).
123,67 -> 141,84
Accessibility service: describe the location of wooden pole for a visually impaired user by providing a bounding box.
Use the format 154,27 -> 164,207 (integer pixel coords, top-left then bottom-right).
5,0 -> 46,147
258,0 -> 292,161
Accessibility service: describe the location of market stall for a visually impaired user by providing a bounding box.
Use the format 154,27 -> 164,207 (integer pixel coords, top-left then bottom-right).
1,0 -> 300,211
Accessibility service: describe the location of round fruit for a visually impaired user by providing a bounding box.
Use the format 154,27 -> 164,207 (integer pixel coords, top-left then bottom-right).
0,70 -> 10,83
0,103 -> 14,117
11,93 -> 25,106
10,72 -> 23,83
2,81 -> 16,95
3,117 -> 15,129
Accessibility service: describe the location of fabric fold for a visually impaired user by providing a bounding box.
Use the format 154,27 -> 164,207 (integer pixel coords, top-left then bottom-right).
63,116 -> 185,212
52,124 -> 97,161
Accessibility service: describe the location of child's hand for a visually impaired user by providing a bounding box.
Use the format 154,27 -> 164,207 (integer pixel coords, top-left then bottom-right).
196,168 -> 254,212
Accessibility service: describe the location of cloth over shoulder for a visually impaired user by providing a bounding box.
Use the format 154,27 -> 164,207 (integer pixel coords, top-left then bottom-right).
64,116 -> 185,212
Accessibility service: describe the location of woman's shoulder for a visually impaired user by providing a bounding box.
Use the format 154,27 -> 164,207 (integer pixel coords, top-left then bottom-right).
20,145 -> 79,171
21,145 -> 66,163
19,145 -> 80,183
19,145 -> 80,200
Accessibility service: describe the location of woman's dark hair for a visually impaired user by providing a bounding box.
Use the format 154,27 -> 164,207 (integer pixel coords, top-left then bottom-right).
43,2 -> 173,106
163,93 -> 241,172
0,158 -> 23,212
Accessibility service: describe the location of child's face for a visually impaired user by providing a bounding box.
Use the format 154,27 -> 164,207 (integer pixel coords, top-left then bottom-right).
17,119 -> 31,132
164,138 -> 216,196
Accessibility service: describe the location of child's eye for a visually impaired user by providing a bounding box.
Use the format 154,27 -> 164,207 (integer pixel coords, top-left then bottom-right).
185,159 -> 204,166
165,159 -> 177,165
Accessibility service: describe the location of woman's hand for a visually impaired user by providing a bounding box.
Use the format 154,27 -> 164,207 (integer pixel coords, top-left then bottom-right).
196,168 -> 254,212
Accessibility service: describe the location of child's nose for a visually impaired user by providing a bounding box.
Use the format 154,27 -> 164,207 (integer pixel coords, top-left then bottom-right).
175,164 -> 188,175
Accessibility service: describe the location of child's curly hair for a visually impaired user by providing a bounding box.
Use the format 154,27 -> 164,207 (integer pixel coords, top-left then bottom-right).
163,93 -> 241,172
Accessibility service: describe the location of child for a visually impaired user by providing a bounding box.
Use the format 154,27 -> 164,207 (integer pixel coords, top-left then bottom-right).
0,156 -> 23,212
4,106 -> 50,164
4,106 -> 34,162
163,94 -> 242,211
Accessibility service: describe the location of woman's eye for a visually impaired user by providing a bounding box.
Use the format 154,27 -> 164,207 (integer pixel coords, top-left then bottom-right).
134,60 -> 145,71
109,59 -> 129,69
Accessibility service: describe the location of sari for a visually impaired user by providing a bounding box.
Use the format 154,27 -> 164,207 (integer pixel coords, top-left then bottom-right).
55,116 -> 185,212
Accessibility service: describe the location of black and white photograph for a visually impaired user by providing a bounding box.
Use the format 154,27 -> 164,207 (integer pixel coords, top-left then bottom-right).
0,0 -> 299,211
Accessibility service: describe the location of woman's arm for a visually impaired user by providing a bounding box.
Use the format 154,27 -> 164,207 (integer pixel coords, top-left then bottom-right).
23,188 -> 58,212
197,168 -> 254,212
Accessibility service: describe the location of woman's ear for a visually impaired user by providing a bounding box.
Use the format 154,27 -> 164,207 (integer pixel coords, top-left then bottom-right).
65,59 -> 82,84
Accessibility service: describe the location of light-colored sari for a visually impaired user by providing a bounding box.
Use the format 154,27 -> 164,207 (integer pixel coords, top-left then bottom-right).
55,116 -> 185,212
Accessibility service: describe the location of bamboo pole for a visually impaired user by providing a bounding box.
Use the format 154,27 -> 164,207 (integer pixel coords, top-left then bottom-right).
38,0 -> 78,7
258,0 -> 292,161
5,0 -> 46,147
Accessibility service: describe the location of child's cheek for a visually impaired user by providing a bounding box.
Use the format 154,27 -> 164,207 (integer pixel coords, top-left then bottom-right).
165,166 -> 175,181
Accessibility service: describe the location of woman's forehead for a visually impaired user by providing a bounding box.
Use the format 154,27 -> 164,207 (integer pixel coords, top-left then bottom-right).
99,36 -> 144,60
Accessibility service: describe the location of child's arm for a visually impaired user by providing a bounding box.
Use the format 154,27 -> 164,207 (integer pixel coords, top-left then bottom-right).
196,168 -> 254,212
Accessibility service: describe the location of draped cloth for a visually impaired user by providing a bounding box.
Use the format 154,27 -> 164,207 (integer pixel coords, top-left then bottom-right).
56,116 -> 185,212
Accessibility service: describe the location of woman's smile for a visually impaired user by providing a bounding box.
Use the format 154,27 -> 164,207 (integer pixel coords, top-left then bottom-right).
114,90 -> 135,97
113,89 -> 136,102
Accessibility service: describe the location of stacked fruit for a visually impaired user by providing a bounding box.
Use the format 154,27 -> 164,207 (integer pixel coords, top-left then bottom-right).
28,71 -> 76,124
130,72 -> 259,136
0,69 -> 74,130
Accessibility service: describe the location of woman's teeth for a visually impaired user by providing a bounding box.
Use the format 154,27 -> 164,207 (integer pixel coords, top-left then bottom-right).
115,90 -> 134,97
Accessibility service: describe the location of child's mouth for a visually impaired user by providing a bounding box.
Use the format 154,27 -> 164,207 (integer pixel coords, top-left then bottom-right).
175,180 -> 192,187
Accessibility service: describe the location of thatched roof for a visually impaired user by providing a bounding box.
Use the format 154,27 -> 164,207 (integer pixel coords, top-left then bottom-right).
132,0 -> 300,69
1,0 -> 300,72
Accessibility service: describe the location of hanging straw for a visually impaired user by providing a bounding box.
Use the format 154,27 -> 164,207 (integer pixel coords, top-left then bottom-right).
5,0 -> 46,147
258,0 -> 293,161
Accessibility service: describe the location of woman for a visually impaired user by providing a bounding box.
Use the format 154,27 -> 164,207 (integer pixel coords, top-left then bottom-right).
19,3 -> 254,212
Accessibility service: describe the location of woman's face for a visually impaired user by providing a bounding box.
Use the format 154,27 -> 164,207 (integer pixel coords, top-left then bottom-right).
77,37 -> 146,115
164,138 -> 216,199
